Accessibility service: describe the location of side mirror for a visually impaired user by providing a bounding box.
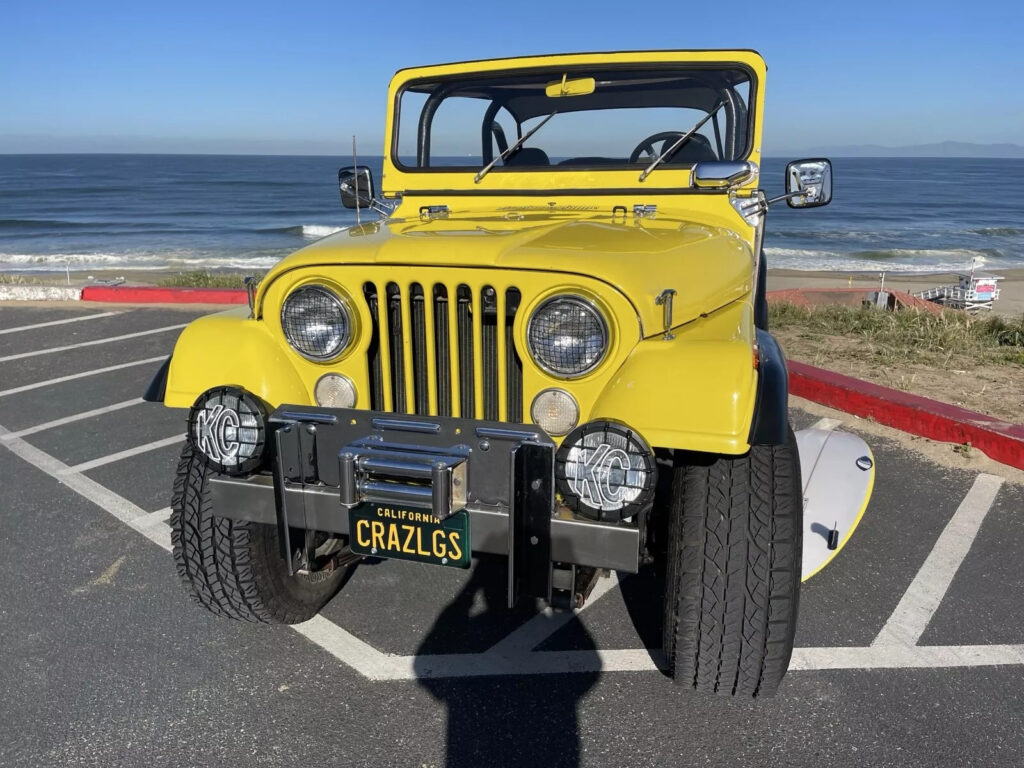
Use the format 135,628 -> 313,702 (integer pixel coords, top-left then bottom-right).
693,161 -> 759,190
785,158 -> 832,208
338,165 -> 376,209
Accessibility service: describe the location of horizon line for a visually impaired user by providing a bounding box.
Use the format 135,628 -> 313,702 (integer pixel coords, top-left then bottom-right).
2,151 -> 1024,160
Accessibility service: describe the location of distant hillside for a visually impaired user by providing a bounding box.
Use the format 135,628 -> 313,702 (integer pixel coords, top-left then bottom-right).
772,141 -> 1024,159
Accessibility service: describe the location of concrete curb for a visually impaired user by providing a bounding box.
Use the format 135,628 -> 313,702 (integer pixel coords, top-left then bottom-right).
789,360 -> 1024,470
0,285 -> 83,301
80,285 -> 247,304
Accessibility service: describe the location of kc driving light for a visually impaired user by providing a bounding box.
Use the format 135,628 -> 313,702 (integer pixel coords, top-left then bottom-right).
281,284 -> 351,361
527,295 -> 608,377
188,387 -> 267,475
555,421 -> 656,521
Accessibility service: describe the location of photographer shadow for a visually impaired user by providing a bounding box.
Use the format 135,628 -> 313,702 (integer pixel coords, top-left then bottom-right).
415,556 -> 599,768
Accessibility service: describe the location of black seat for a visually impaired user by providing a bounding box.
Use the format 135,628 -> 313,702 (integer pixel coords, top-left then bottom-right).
504,147 -> 550,166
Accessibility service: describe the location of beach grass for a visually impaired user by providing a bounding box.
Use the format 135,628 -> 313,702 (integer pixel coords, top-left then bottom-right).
768,303 -> 1024,366
0,273 -> 51,285
156,271 -> 261,289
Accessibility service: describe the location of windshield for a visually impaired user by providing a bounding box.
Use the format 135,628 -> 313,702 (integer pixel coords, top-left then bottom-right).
393,65 -> 753,172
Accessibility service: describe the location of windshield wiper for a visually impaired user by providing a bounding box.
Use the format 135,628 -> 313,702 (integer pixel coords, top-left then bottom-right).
638,102 -> 723,182
475,111 -> 558,183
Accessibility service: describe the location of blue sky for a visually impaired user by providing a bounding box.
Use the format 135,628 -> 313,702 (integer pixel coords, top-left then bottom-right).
1,0 -> 1021,154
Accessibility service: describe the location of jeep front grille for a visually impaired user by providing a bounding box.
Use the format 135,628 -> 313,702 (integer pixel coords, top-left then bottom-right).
363,281 -> 523,422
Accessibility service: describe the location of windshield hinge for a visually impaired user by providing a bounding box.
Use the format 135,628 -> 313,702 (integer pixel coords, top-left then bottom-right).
419,205 -> 450,221
633,204 -> 657,219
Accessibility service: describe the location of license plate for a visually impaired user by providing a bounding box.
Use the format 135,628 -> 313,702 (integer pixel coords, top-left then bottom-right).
348,503 -> 470,568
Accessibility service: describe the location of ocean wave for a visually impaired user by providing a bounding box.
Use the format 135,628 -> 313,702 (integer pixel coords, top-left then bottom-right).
0,252 -> 284,271
299,224 -> 344,239
254,224 -> 344,238
970,227 -> 1024,236
0,218 -> 95,230
763,247 -> 1013,273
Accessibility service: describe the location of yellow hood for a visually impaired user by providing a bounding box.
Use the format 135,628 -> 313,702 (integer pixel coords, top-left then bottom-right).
261,209 -> 753,337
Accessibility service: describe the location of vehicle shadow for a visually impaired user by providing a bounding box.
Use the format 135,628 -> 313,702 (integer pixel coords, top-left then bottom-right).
415,555 -> 599,768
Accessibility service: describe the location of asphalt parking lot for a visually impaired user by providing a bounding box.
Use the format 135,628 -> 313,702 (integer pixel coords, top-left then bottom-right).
2,304 -> 1023,768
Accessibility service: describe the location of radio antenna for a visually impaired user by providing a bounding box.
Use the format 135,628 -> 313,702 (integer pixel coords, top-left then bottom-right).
352,135 -> 361,226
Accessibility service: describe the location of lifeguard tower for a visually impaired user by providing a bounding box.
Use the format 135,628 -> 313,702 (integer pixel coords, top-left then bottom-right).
915,267 -> 1003,313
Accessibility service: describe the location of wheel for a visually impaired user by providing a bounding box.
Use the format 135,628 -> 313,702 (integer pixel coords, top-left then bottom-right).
629,131 -> 687,163
662,427 -> 802,697
170,444 -> 346,624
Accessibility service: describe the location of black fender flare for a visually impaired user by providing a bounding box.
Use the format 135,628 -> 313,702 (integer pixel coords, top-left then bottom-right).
747,329 -> 788,446
142,356 -> 172,403
754,250 -> 769,330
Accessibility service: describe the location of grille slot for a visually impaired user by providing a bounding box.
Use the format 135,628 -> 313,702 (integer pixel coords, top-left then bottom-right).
364,280 -> 522,421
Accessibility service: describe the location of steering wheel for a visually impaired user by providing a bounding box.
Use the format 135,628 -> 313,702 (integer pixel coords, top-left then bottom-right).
629,131 -> 689,163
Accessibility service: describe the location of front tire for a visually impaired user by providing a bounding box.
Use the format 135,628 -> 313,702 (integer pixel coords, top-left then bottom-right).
170,444 -> 345,624
662,428 -> 802,697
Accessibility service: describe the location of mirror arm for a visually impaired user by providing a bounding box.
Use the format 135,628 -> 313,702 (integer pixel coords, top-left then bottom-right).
765,190 -> 810,206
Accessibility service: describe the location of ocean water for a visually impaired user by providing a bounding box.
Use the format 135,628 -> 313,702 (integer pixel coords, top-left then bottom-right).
1,154 -> 1022,274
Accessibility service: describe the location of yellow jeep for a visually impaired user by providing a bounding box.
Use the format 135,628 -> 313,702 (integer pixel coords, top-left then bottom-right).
148,50 -> 834,697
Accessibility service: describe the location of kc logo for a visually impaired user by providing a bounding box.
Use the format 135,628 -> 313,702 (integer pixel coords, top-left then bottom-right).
568,443 -> 631,509
194,403 -> 242,462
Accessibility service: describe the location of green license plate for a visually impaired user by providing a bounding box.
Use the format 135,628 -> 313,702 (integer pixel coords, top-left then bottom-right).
348,503 -> 470,568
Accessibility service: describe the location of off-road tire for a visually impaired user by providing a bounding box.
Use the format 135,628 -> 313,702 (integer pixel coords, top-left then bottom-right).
171,444 -> 345,623
662,427 -> 802,697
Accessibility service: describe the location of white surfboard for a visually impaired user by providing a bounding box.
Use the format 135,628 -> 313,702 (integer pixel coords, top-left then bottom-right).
795,428 -> 875,581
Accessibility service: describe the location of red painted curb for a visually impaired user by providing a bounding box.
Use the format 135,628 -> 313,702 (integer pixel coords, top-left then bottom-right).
81,285 -> 247,304
789,360 -> 1024,470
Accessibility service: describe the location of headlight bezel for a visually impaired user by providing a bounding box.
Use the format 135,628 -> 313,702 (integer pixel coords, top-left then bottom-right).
280,283 -> 354,363
526,293 -> 611,379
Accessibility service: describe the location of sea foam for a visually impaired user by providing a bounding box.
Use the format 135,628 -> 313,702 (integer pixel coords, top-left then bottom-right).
763,247 -> 1009,273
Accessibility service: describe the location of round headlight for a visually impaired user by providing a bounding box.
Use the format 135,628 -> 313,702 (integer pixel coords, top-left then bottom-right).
527,295 -> 608,378
188,387 -> 267,475
281,285 -> 351,361
555,421 -> 656,521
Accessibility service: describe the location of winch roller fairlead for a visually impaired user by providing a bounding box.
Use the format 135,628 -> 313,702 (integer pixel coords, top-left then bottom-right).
196,396 -> 643,610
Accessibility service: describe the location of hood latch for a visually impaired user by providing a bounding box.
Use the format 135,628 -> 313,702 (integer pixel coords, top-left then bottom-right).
655,289 -> 677,340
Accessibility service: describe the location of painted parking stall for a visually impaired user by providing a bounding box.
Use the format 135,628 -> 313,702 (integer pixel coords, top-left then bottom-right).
2,304 -> 1023,767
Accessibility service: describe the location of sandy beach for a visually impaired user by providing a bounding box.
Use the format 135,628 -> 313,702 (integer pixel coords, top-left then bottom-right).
767,267 -> 1024,316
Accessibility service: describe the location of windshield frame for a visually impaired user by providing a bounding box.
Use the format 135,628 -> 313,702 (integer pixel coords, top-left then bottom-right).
389,61 -> 758,175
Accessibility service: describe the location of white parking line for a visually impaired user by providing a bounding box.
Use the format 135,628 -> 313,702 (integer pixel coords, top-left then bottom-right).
872,473 -> 1004,647
0,323 -> 186,362
129,507 -> 174,549
0,424 -> 147,525
792,644 -> 1024,671
2,416 -> 1021,682
485,572 -> 621,657
62,435 -> 184,474
0,311 -> 122,335
0,356 -> 166,398
0,398 -> 144,441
